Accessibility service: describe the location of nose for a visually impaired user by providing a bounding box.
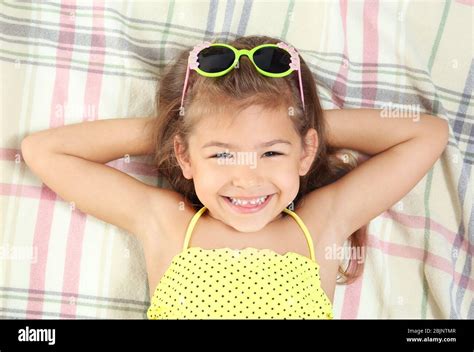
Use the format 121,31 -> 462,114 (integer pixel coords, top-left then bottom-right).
230,163 -> 264,189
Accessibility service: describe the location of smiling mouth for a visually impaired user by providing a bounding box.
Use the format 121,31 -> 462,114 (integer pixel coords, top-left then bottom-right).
221,194 -> 274,213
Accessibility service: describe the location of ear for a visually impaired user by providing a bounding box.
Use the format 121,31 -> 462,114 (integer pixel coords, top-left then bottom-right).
299,128 -> 318,176
174,135 -> 193,180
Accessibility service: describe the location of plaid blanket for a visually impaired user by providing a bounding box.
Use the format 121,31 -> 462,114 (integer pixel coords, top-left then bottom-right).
1,0 -> 472,319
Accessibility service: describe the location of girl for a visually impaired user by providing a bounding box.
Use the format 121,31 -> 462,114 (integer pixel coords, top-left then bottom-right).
21,35 -> 449,319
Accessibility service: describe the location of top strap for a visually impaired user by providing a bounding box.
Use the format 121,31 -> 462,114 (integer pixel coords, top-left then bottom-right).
182,206 -> 316,262
182,206 -> 207,251
282,208 -> 316,262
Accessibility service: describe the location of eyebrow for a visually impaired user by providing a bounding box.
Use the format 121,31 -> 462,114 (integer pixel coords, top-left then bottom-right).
202,139 -> 292,149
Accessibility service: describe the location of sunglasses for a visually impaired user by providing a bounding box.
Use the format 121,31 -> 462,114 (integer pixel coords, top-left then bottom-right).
180,41 -> 305,114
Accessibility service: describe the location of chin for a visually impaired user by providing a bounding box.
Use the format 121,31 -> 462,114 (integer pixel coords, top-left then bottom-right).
227,218 -> 269,233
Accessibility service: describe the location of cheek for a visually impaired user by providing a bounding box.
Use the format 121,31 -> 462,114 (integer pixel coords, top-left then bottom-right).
270,157 -> 299,177
192,163 -> 227,196
271,161 -> 301,194
274,170 -> 299,192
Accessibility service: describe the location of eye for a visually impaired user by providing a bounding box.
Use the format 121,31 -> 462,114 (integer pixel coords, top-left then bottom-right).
211,151 -> 283,159
212,152 -> 233,159
262,151 -> 283,157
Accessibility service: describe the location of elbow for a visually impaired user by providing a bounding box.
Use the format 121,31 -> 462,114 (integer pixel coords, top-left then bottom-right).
21,135 -> 34,166
436,118 -> 450,148
417,115 -> 450,157
21,134 -> 43,167
431,117 -> 450,155
425,114 -> 450,147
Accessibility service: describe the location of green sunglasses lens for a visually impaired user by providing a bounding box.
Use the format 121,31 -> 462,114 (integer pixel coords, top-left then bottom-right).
198,46 -> 235,73
253,47 -> 291,74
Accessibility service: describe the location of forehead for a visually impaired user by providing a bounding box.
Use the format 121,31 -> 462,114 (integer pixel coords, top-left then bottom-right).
191,104 -> 298,144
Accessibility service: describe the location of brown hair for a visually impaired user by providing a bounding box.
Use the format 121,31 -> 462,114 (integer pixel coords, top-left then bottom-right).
151,35 -> 367,284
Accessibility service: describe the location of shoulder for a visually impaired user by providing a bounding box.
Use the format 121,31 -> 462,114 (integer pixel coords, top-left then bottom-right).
137,187 -> 196,246
294,184 -> 347,246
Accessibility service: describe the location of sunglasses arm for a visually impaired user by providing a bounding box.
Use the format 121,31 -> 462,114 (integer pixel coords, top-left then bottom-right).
180,42 -> 212,113
297,68 -> 305,112
180,65 -> 191,112
278,42 -> 305,112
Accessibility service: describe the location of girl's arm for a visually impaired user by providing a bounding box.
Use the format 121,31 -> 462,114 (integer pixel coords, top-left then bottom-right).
321,108 -> 449,243
21,117 -> 168,241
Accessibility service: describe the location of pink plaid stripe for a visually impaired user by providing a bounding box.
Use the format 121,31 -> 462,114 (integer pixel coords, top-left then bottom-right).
59,0 -> 106,318
339,0 -> 380,319
25,0 -> 81,319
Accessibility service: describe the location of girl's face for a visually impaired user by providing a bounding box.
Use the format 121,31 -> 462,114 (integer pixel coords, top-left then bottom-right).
175,104 -> 318,233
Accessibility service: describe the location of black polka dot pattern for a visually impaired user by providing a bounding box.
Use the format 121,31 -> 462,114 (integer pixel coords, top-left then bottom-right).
147,247 -> 334,319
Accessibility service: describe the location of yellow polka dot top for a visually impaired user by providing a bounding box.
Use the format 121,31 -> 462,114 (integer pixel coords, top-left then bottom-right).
147,206 -> 333,319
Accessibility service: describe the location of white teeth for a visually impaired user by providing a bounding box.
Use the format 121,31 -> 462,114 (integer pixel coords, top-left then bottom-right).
228,195 -> 268,206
